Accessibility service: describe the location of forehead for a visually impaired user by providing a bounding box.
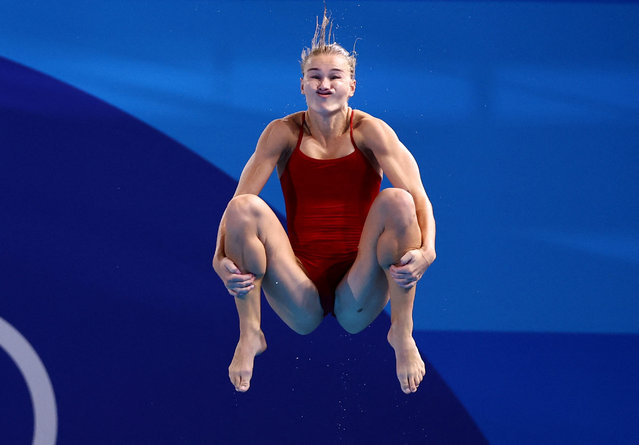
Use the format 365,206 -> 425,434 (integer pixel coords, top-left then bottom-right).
305,54 -> 350,72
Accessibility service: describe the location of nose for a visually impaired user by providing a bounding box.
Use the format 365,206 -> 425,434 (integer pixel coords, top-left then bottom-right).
319,77 -> 331,90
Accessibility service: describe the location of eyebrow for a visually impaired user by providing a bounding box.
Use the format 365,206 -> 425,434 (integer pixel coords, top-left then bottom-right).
307,68 -> 345,73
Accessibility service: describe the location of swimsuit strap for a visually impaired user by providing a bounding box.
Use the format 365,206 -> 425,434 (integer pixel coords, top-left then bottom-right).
349,108 -> 360,151
295,113 -> 306,150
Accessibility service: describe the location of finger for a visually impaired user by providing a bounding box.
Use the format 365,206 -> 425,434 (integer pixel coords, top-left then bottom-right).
234,285 -> 255,297
234,281 -> 255,290
224,260 -> 242,274
394,268 -> 424,281
390,263 -> 409,274
229,283 -> 254,296
391,276 -> 411,286
402,280 -> 417,289
392,271 -> 417,282
398,272 -> 420,282
227,276 -> 255,287
391,261 -> 417,273
392,277 -> 416,289
227,274 -> 255,283
399,251 -> 414,266
390,269 -> 414,279
390,263 -> 414,274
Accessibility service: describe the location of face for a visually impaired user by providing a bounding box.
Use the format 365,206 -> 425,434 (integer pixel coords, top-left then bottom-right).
301,54 -> 356,114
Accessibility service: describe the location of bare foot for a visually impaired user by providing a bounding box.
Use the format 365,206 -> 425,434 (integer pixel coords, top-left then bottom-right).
228,330 -> 267,392
387,326 -> 426,394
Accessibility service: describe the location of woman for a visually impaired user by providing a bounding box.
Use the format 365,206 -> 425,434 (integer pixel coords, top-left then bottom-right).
212,12 -> 436,395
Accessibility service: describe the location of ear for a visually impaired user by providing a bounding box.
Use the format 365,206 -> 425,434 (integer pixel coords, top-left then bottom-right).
349,78 -> 357,98
300,77 -> 305,95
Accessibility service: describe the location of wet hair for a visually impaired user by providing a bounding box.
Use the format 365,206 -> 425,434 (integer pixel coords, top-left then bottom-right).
300,8 -> 357,78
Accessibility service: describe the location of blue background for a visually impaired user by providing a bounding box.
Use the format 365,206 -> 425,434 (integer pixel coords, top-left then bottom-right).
1,1 -> 638,444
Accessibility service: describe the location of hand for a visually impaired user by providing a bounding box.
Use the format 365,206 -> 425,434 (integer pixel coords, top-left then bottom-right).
215,257 -> 255,298
389,248 -> 435,289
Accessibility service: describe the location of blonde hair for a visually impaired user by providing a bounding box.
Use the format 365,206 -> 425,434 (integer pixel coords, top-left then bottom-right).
300,8 -> 357,78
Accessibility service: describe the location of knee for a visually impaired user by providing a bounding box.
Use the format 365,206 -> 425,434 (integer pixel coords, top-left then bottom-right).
376,188 -> 417,228
225,194 -> 268,229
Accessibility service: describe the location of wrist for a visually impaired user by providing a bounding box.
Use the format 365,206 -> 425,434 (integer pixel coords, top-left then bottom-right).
420,245 -> 436,264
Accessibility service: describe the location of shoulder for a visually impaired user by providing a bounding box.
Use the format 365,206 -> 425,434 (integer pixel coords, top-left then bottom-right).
257,111 -> 305,154
263,111 -> 304,140
351,110 -> 400,154
272,111 -> 305,134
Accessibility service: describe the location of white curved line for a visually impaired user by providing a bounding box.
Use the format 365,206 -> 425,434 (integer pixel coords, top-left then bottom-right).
0,317 -> 57,445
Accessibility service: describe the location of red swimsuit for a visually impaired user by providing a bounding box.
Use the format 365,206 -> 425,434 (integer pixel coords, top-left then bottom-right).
280,110 -> 382,315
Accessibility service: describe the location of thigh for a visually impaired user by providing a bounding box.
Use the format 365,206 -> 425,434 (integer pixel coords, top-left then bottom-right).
226,194 -> 323,326
333,194 -> 392,327
245,197 -> 323,322
334,188 -> 420,331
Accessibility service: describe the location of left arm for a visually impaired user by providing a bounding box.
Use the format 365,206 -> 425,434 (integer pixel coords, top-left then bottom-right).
359,116 -> 436,285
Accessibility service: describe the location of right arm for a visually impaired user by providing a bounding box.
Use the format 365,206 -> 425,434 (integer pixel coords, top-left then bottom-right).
212,118 -> 293,291
232,118 -> 292,197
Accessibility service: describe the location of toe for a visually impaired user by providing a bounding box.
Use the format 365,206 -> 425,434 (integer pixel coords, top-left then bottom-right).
231,376 -> 241,391
238,378 -> 250,392
399,374 -> 411,394
237,370 -> 252,392
409,376 -> 418,393
229,370 -> 239,389
416,369 -> 424,385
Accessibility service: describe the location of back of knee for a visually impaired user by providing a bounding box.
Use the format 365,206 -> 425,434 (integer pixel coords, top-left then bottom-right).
290,313 -> 323,335
340,319 -> 367,335
335,311 -> 368,335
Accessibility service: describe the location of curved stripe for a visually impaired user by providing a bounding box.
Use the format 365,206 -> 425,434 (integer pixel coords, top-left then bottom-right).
0,318 -> 57,445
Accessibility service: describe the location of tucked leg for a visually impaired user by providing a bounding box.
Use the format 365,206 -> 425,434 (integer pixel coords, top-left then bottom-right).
334,188 -> 426,394
222,194 -> 324,392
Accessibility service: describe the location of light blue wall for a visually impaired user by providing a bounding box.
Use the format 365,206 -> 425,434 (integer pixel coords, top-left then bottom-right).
2,0 -> 638,333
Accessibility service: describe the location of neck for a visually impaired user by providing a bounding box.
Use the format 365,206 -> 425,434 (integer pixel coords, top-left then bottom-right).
305,106 -> 350,144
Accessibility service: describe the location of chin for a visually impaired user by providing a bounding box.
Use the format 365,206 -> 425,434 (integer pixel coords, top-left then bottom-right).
309,102 -> 347,113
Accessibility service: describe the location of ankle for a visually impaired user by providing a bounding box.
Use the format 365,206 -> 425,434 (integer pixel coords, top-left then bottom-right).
388,323 -> 413,344
389,319 -> 413,335
239,326 -> 263,339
